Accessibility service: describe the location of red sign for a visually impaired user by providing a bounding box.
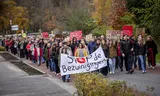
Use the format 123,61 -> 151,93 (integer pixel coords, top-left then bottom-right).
70,30 -> 82,40
42,32 -> 49,38
122,26 -> 133,36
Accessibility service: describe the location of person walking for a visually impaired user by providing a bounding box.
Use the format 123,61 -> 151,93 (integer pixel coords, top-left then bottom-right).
136,38 -> 148,74
108,39 -> 117,74
121,35 -> 134,74
74,43 -> 89,57
100,39 -> 109,76
146,35 -> 158,69
60,42 -> 72,82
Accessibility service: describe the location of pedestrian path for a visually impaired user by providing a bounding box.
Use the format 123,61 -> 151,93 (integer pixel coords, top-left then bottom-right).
0,56 -> 72,96
9,53 -> 160,96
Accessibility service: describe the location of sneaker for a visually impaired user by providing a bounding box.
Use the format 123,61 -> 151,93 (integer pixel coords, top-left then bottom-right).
152,67 -> 155,69
144,71 -> 147,73
112,72 -> 115,74
109,72 -> 112,74
142,71 -> 145,74
66,79 -> 70,82
130,70 -> 134,74
126,72 -> 130,74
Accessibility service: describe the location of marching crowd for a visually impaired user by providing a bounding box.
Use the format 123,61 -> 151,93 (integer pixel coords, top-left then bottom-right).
0,34 -> 158,82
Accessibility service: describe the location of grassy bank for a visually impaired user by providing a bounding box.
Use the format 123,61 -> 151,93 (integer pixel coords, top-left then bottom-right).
156,53 -> 160,64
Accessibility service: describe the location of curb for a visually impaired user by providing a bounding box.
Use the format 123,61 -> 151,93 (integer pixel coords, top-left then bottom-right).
8,52 -> 46,75
7,52 -> 76,94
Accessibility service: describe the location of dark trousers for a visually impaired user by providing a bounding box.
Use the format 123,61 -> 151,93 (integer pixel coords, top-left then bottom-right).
118,56 -> 123,70
20,49 -> 24,58
124,54 -> 132,72
100,60 -> 108,76
5,46 -> 9,51
54,59 -> 60,73
25,50 -> 28,59
28,51 -> 32,61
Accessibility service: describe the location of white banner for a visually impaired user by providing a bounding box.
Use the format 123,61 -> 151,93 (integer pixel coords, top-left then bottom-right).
60,46 -> 107,76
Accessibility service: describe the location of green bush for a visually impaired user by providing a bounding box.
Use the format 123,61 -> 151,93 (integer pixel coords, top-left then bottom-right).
0,46 -> 5,51
73,73 -> 152,96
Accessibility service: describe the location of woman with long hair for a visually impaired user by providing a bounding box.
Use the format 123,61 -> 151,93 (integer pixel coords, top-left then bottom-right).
146,35 -> 158,69
74,43 -> 89,57
136,38 -> 148,74
108,39 -> 117,74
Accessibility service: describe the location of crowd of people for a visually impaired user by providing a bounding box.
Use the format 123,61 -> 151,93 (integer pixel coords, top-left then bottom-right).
0,34 -> 158,82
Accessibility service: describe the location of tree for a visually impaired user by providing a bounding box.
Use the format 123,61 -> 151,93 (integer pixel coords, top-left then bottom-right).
131,0 -> 155,33
92,0 -> 127,29
42,9 -> 57,32
92,0 -> 112,26
151,0 -> 160,43
64,1 -> 96,35
0,0 -> 29,34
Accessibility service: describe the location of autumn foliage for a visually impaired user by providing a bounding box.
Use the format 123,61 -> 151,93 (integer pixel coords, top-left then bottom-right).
92,0 -> 127,29
0,0 -> 29,34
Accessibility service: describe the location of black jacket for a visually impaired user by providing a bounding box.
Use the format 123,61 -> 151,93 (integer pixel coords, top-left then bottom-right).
120,39 -> 133,55
136,43 -> 148,55
146,40 -> 158,54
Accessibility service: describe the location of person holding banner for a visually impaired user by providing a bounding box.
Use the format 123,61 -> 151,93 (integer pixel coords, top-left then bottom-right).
74,43 -> 89,57
100,39 -> 109,76
108,39 -> 117,74
60,42 -> 72,82
93,38 -> 101,72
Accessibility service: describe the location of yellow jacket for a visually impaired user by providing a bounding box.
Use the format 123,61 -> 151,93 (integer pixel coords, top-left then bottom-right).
74,48 -> 89,57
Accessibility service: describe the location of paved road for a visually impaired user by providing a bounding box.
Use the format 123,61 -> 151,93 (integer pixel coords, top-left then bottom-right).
0,56 -> 72,96
108,70 -> 160,96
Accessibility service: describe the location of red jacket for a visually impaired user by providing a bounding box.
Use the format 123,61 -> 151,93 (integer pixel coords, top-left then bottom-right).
117,44 -> 122,56
5,40 -> 10,46
26,44 -> 31,51
9,40 -> 12,47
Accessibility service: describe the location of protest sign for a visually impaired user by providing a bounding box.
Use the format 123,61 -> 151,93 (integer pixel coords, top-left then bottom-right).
122,25 -> 133,36
60,46 -> 107,76
86,34 -> 93,41
70,30 -> 82,40
106,30 -> 123,40
42,32 -> 49,38
22,33 -> 26,38
136,28 -> 145,37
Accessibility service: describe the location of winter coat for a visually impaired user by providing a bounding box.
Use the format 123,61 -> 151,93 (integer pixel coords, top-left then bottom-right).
136,43 -> 148,55
102,43 -> 109,58
44,47 -> 52,61
146,40 -> 158,55
74,48 -> 89,57
109,44 -> 117,58
87,41 -> 95,54
120,39 -> 133,55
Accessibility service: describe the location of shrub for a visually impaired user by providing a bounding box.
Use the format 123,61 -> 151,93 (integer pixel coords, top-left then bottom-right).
73,73 -> 151,96
0,46 -> 5,51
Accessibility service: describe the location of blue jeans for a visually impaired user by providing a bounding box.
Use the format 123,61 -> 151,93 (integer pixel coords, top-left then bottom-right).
109,58 -> 116,73
138,55 -> 146,71
132,55 -> 137,68
32,55 -> 36,64
50,59 -> 56,72
37,56 -> 42,65
62,75 -> 70,82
